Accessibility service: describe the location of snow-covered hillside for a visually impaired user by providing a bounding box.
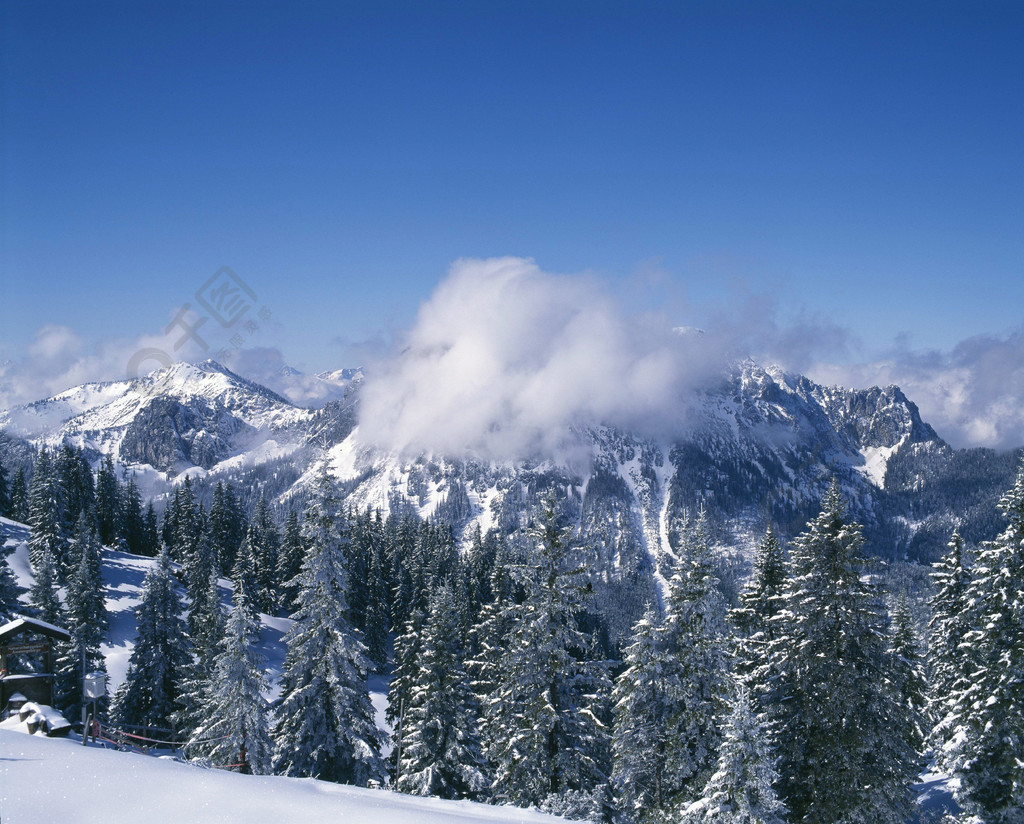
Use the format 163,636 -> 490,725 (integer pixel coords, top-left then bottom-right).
0,727 -> 572,824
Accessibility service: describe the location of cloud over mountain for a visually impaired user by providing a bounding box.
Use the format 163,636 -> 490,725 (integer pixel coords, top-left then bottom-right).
357,257 -> 736,459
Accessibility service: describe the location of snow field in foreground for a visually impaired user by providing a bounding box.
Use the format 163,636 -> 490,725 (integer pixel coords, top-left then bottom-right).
0,727 -> 572,824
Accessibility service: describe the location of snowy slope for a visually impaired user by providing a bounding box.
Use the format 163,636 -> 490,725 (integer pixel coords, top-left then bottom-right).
0,728 -> 573,824
0,360 -> 315,474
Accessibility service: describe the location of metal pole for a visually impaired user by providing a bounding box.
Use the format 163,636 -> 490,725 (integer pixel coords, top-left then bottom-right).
81,645 -> 87,746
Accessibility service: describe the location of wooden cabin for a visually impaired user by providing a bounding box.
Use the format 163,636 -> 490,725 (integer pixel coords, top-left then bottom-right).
0,616 -> 72,715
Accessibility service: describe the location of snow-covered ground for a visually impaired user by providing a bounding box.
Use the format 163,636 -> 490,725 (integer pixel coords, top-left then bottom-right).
0,726 -> 569,824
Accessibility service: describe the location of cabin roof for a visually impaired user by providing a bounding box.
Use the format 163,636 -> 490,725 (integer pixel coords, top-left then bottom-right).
0,616 -> 72,643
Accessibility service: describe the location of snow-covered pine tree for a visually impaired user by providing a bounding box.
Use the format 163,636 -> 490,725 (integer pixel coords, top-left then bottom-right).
0,458 -> 9,518
209,481 -> 246,577
55,515 -> 109,717
8,466 -> 29,523
387,604 -> 426,774
0,544 -> 23,622
28,447 -> 69,575
486,499 -> 612,818
247,497 -> 280,613
767,479 -> 918,824
888,591 -> 928,756
680,684 -> 786,824
94,455 -> 120,547
611,605 -> 673,824
276,508 -> 304,614
54,443 -> 93,531
363,539 -> 390,673
272,470 -> 386,786
143,501 -> 160,557
657,509 -> 730,817
28,540 -> 62,625
189,586 -> 273,774
947,460 -> 1024,823
729,525 -> 785,704
927,529 -> 976,769
396,582 -> 488,800
182,528 -> 217,604
175,563 -> 227,745
189,566 -> 226,670
111,546 -> 190,731
231,534 -> 261,632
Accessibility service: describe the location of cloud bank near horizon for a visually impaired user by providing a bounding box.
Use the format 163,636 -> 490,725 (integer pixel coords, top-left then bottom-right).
3,257 -> 1024,453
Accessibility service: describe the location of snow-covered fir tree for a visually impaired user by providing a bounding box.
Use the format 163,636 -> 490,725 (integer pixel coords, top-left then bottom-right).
888,591 -> 928,756
230,535 -> 261,632
927,528 -> 976,769
767,479 -> 918,824
272,470 -> 386,786
188,566 -> 226,670
0,545 -> 23,621
8,466 -> 29,523
94,455 -> 119,546
189,586 -> 273,774
29,538 -> 62,625
387,604 -> 426,767
276,508 -> 304,614
655,509 -> 729,817
946,460 -> 1024,824
175,565 -> 226,744
467,533 -> 524,729
182,526 -> 217,604
363,539 -> 390,673
680,684 -> 786,824
611,604 -> 673,824
28,448 -> 68,575
111,546 -> 190,731
54,515 -> 109,717
396,581 -> 488,800
247,497 -> 280,613
485,499 -> 612,820
729,525 -> 785,705
0,458 -> 9,518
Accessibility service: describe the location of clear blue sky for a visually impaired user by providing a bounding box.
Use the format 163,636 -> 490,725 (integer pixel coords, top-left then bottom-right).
2,0 -> 1022,376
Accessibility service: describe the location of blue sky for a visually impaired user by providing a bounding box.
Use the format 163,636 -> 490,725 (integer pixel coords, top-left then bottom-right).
2,1 -> 1023,445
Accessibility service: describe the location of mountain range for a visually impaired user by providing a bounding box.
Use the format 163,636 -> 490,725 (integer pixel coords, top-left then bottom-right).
1,358 -> 1020,619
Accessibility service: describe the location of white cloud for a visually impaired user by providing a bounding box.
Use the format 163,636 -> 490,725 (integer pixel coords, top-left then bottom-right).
357,257 -> 733,459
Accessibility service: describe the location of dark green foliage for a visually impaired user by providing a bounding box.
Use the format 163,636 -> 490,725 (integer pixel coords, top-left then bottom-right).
248,497 -> 280,613
28,448 -> 70,574
730,525 -> 786,711
208,481 -> 246,576
276,508 -> 304,614
117,476 -> 148,555
396,583 -> 487,799
9,467 -> 29,523
0,544 -> 24,621
0,458 -> 11,518
767,480 -> 919,824
54,443 -> 94,529
94,456 -> 120,546
143,502 -> 160,556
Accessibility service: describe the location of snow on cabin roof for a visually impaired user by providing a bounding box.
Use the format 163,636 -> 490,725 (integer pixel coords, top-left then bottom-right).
0,616 -> 72,643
